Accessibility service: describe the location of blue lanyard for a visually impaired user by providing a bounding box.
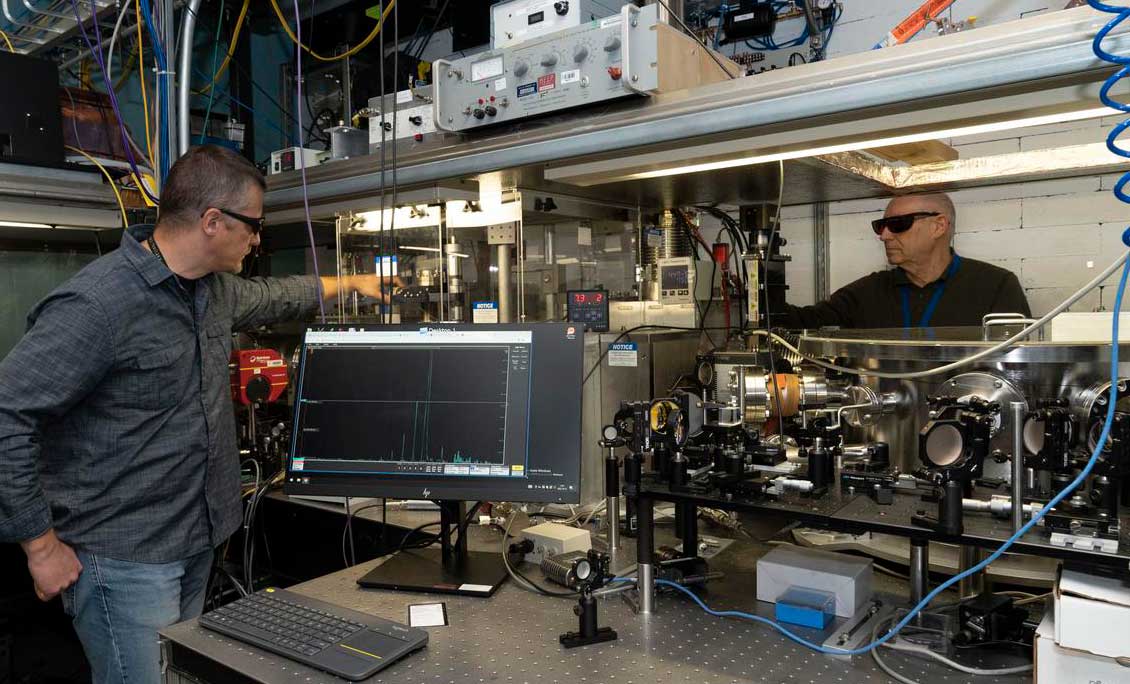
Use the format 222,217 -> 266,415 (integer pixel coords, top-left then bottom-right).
900,255 -> 962,328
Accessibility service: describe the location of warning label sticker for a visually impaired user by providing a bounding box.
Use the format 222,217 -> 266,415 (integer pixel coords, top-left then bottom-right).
537,73 -> 556,92
517,82 -> 538,98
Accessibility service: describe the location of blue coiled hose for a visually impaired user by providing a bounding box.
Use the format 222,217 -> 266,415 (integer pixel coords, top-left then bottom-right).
625,4 -> 1130,654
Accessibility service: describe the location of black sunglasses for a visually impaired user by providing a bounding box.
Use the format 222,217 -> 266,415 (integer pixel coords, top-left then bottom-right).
871,211 -> 940,235
209,208 -> 266,234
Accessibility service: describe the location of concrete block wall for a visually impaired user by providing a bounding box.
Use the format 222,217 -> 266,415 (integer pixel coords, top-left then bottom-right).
782,118 -> 1130,317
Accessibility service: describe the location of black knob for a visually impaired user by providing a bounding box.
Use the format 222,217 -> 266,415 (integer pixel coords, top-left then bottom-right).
408,115 -> 423,126
472,108 -> 486,120
484,105 -> 498,117
555,1 -> 569,15
246,375 -> 271,404
380,121 -> 392,131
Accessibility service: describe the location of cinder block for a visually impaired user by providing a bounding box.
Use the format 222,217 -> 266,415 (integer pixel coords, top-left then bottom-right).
1026,287 -> 1102,318
957,224 -> 1099,259
1020,255 -> 1104,289
954,199 -> 1022,233
829,214 -> 878,242
1023,193 -> 1128,228
953,139 -> 1019,158
1020,126 -> 1112,152
829,239 -> 887,291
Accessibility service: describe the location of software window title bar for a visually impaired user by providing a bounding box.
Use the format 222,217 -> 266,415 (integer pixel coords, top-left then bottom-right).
305,329 -> 534,345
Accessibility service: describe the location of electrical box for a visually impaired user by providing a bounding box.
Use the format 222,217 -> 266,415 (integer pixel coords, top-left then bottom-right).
434,4 -> 739,132
520,521 -> 592,564
367,86 -> 438,151
491,0 -> 609,49
269,147 -> 323,175
567,289 -> 610,332
756,545 -> 872,618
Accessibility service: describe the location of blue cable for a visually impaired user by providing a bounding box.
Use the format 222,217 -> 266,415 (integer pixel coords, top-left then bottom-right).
1091,0 -> 1130,203
629,252 -> 1129,655
626,9 -> 1130,646
137,0 -> 170,181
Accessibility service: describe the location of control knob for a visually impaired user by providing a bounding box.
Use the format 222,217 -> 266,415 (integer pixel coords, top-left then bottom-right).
604,36 -> 621,51
513,60 -> 529,77
573,45 -> 589,62
540,53 -> 558,67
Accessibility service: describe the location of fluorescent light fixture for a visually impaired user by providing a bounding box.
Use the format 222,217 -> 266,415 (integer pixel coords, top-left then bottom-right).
354,204 -> 441,231
0,220 -> 53,229
445,199 -> 522,228
622,106 -> 1117,181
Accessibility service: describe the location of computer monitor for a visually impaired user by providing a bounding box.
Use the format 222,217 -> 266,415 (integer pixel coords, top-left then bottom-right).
284,323 -> 584,595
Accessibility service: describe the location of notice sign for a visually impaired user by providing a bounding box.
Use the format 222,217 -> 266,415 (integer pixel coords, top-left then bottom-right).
473,301 -> 499,323
608,342 -> 638,367
538,73 -> 556,92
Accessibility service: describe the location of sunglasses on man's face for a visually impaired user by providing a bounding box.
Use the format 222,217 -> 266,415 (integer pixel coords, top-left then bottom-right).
205,208 -> 266,235
871,211 -> 940,236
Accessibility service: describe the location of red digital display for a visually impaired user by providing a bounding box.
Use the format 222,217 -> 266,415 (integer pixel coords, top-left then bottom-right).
572,293 -> 603,304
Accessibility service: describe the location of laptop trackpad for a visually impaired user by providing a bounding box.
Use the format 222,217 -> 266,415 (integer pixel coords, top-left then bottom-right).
340,629 -> 408,661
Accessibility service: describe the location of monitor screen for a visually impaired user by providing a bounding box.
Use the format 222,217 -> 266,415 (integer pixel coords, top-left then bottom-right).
284,323 -> 583,503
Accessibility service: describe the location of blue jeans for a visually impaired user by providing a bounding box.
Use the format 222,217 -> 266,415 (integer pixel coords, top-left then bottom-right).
61,548 -> 214,684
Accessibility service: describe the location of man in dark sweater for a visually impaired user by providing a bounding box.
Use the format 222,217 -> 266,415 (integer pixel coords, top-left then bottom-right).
781,193 -> 1030,329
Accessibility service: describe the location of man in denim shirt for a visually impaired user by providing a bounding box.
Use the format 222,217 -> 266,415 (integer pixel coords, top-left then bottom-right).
0,146 -> 392,684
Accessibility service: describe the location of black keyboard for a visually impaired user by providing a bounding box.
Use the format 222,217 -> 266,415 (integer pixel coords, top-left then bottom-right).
200,588 -> 428,681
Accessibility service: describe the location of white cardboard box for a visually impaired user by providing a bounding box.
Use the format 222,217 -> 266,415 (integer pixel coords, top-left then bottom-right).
755,545 -> 871,618
1035,611 -> 1130,683
1054,567 -> 1130,659
1049,311 -> 1130,342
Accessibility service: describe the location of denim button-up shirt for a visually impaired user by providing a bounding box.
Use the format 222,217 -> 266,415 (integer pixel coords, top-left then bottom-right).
0,224 -> 320,562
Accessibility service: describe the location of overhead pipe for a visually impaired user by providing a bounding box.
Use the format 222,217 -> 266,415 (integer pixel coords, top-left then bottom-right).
177,0 -> 204,155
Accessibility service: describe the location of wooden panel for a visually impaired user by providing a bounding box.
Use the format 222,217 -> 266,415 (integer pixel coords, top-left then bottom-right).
655,24 -> 743,92
870,140 -> 960,164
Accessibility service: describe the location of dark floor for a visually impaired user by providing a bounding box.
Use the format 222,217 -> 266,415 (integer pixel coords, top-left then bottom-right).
1,545 -> 90,684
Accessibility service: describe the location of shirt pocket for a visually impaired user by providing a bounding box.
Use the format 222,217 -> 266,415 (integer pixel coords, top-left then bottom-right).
116,340 -> 194,409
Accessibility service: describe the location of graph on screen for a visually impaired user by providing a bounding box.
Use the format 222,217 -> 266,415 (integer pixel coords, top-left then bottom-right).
293,344 -> 511,465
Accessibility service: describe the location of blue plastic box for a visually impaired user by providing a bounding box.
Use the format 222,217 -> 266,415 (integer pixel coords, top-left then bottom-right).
774,587 -> 836,629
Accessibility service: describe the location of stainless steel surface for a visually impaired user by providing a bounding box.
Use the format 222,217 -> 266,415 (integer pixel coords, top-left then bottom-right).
909,540 -> 928,606
638,561 -> 655,615
328,126 -> 368,160
497,243 -> 512,323
799,329 -> 1130,473
958,546 -> 986,598
266,7 -> 1129,212
177,0 -> 202,156
813,202 -> 830,301
1011,401 -> 1026,534
580,331 -> 700,504
160,510 -> 1028,684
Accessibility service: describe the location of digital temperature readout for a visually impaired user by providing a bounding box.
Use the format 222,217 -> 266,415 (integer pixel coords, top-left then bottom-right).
566,289 -> 610,332
571,292 -> 604,304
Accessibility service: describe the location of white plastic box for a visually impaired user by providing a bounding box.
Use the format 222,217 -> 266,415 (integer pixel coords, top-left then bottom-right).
756,545 -> 872,618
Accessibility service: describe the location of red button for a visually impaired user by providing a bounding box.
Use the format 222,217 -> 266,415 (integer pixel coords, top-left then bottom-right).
607,67 -> 622,80
414,133 -> 424,142
478,98 -> 484,104
489,95 -> 496,102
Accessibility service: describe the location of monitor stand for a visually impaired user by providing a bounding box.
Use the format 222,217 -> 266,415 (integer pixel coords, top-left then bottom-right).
356,500 -> 508,597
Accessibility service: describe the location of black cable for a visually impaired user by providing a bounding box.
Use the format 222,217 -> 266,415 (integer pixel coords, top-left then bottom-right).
413,0 -> 451,61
